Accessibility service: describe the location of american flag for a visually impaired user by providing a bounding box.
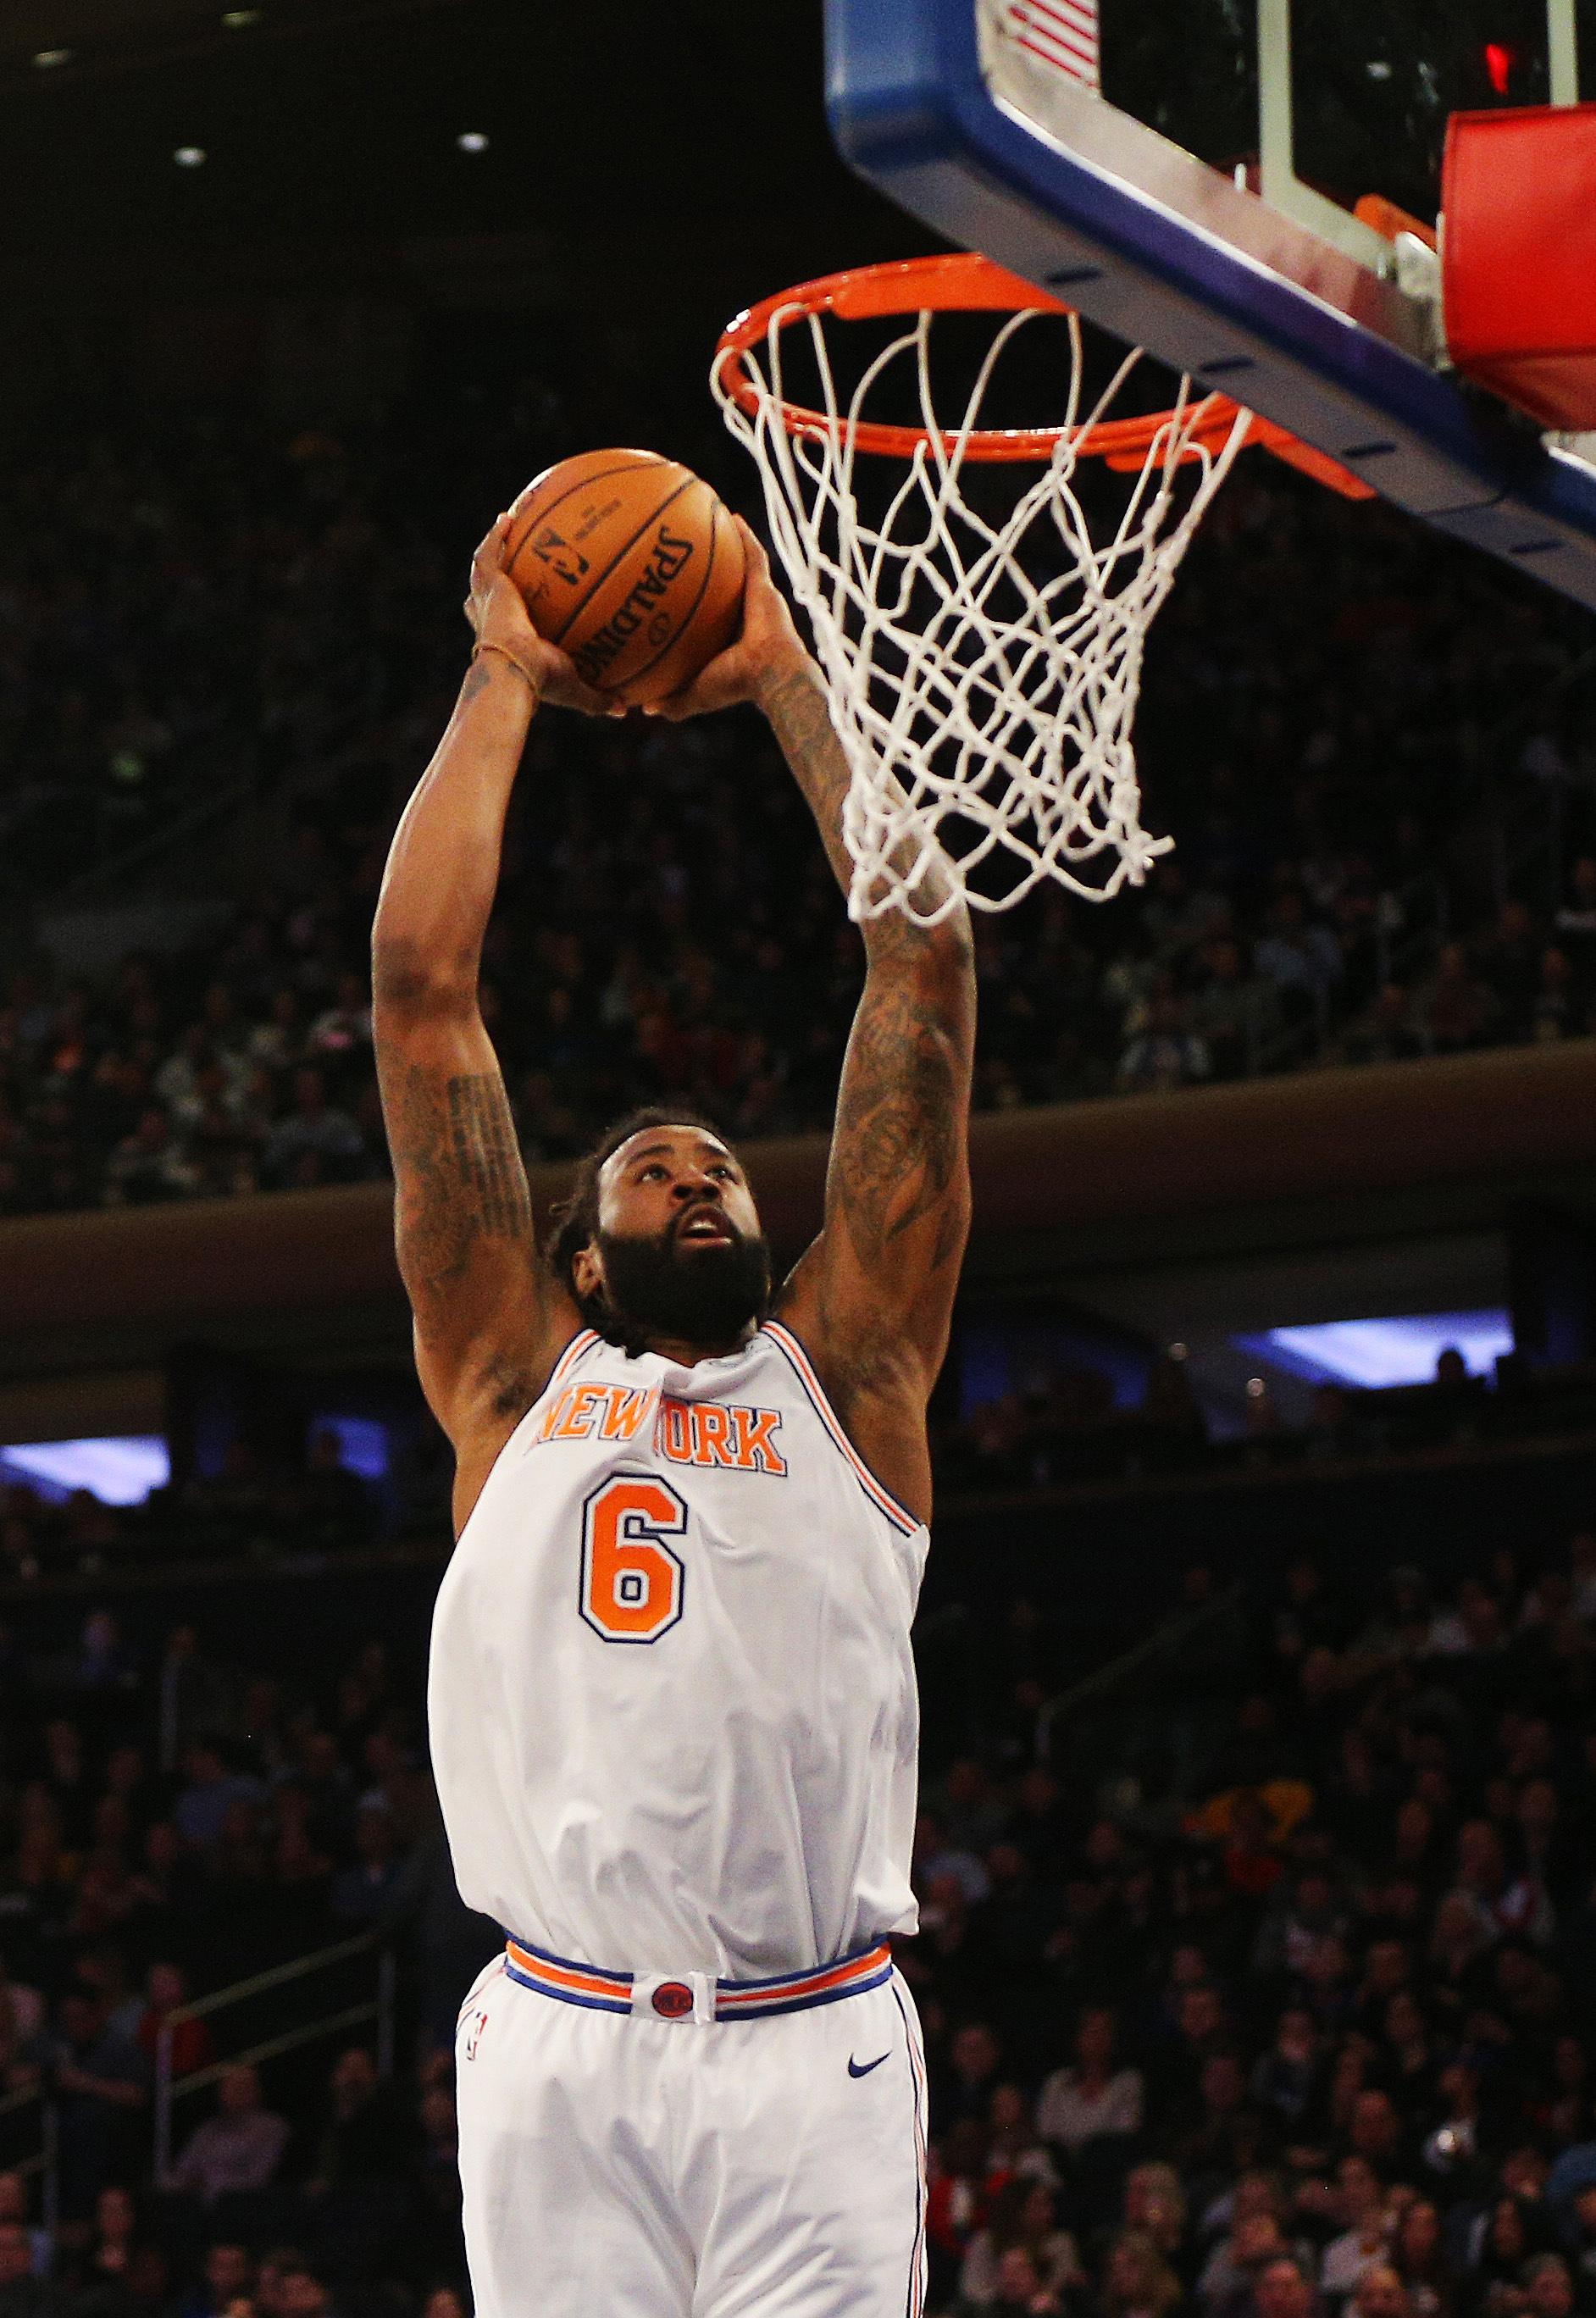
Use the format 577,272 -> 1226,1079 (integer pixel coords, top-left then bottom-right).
999,0 -> 1100,90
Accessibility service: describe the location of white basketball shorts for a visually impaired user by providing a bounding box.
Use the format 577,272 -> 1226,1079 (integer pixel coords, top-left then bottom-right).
453,1938 -> 928,2317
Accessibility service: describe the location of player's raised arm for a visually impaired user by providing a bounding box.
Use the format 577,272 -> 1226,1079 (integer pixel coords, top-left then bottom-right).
649,521 -> 976,1520
371,518 -> 612,1514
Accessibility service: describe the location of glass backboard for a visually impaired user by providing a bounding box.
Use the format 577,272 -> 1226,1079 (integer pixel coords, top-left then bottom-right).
826,0 -> 1596,607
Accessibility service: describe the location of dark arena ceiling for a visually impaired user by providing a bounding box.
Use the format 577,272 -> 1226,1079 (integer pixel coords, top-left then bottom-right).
0,0 -> 452,80
0,0 -> 926,298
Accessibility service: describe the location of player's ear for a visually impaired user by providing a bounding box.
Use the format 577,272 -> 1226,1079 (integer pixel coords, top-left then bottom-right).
570,1240 -> 603,1303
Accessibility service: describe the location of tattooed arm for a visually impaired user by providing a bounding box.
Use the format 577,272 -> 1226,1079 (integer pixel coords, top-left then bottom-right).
372,517 -> 612,1527
650,524 -> 975,1522
762,662 -> 975,1522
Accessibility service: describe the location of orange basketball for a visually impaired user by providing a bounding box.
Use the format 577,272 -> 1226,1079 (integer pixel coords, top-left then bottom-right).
504,449 -> 746,708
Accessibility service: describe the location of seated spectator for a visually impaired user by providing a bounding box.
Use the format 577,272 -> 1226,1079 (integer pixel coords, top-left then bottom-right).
0,2182 -> 47,2287
1253,891 -> 1342,1021
101,1109 -> 197,1206
1038,2007 -> 1144,2154
250,2246 -> 307,2318
133,1965 -> 213,2082
1116,993 -> 1211,1095
1471,902 -> 1543,1040
1122,2162 -> 1192,2283
1173,2050 -> 1273,2204
989,2085 -> 1061,2190
296,1434 -> 374,1547
1455,1821 -> 1551,1949
175,1744 -> 267,1853
1562,2188 -> 1596,2305
1333,983 -> 1427,1068
1413,944 -> 1497,1055
0,1966 -> 43,2053
930,2121 -> 1014,2310
247,990 -> 307,1075
1393,2200 -> 1454,2318
1347,2089 -> 1407,2177
1255,2260 -> 1319,2318
172,2245 -> 252,2318
981,2244 -> 1069,2316
1463,2199 -> 1540,2316
0,2225 -> 54,2318
1320,2157 -> 1390,2306
1531,949 -> 1578,1043
1350,2270 -> 1412,2318
1520,2254 -> 1577,2318
0,1988 -> 46,2100
1251,2007 -> 1323,2135
69,2186 -> 151,2318
1197,2194 -> 1293,2318
1098,2228 -> 1184,2318
1188,940 -> 1281,1080
165,2065 -> 291,2205
1427,1901 -> 1495,2027
48,1991 -> 148,2222
1553,856 -> 1596,987
959,2178 -> 1084,2311
267,2263 -> 333,2318
306,974 -> 372,1062
1381,1990 -> 1436,2104
942,2026 -> 1007,2132
914,1813 -> 992,1911
305,2047 -> 412,2193
260,1069 -> 365,1190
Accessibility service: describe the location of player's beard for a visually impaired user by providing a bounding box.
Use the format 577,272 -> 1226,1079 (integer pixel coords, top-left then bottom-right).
594,1219 -> 772,1352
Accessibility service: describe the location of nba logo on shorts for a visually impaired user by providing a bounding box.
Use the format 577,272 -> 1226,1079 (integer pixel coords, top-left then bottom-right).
464,2008 -> 490,2060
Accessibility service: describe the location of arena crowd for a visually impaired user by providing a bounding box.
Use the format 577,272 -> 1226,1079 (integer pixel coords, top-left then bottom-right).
0,1528 -> 1589,2318
2,385 -> 1594,1223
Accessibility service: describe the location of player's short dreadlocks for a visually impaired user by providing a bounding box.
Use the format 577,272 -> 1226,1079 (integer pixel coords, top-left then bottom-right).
546,1106 -> 735,1337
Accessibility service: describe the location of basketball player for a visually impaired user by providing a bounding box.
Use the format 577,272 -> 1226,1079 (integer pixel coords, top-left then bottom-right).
371,507 -> 975,2315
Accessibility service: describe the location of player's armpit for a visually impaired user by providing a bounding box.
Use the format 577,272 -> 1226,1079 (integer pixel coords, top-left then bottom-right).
374,991 -> 572,1465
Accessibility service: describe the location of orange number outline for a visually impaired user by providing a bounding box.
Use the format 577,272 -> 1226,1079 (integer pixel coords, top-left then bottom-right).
579,1473 -> 688,1645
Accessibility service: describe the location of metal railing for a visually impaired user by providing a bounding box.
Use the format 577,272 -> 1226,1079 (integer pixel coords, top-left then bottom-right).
1038,1580 -> 1248,1799
153,1932 -> 395,2181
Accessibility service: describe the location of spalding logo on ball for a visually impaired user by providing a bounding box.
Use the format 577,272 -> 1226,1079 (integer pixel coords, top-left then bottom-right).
505,449 -> 746,708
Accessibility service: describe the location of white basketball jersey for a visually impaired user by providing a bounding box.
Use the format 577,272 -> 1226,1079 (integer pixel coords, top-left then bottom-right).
428,1320 -> 928,1978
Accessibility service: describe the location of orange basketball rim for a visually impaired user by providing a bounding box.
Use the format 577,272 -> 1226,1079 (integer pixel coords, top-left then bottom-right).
713,251 -> 1372,496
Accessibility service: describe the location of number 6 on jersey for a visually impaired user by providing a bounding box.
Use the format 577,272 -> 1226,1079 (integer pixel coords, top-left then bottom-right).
579,1475 -> 688,1644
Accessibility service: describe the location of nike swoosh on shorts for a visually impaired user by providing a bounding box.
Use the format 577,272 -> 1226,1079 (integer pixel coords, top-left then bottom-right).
847,2052 -> 889,2078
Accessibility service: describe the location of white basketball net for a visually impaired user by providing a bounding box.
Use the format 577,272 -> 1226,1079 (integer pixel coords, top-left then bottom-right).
714,294 -> 1252,925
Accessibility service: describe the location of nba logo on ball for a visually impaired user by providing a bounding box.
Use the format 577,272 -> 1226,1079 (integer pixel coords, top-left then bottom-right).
505,451 -> 745,709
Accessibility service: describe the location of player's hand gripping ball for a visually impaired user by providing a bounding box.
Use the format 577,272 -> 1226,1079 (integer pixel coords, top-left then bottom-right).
504,450 -> 746,709
465,518 -> 617,715
640,520 -> 808,722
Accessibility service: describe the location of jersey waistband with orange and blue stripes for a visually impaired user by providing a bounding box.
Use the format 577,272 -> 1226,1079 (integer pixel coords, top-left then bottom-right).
502,1933 -> 895,2021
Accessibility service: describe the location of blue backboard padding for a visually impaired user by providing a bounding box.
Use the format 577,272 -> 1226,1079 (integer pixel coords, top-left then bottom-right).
825,0 -> 1596,608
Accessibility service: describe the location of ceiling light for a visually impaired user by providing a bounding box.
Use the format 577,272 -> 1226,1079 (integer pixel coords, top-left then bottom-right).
32,47 -> 72,67
174,145 -> 207,167
221,8 -> 262,24
457,130 -> 489,153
